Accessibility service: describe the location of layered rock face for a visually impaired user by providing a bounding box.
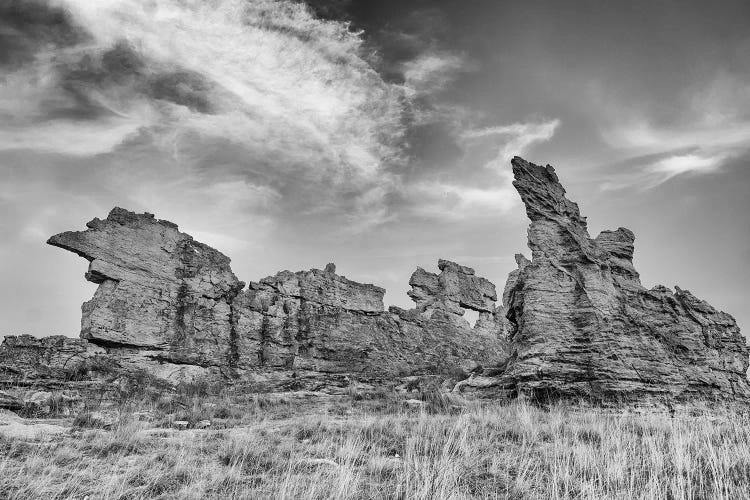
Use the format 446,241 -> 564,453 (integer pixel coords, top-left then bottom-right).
2,156 -> 747,409
460,157 -> 750,404
47,208 -> 245,382
0,335 -> 115,414
408,259 -> 502,331
0,335 -> 105,384
232,262 -> 507,391
1,208 -> 508,401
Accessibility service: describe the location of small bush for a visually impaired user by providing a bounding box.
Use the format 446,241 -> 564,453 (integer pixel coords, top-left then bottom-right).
217,438 -> 281,474
72,412 -> 100,429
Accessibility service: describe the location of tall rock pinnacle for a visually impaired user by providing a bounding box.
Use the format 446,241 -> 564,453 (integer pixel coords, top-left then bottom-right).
460,156 -> 750,405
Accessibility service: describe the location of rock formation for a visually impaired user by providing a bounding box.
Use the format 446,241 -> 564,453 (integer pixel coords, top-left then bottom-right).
0,335 -> 106,384
408,259 -> 502,331
232,262 -> 507,391
1,208 -> 508,408
2,155 -> 748,411
0,335 -> 114,415
458,157 -> 750,405
47,208 -> 245,382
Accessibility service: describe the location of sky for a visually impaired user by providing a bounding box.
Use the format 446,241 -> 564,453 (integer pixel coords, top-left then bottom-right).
1,0 -> 749,337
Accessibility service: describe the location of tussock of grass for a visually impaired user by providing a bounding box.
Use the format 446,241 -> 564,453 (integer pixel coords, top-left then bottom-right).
2,399 -> 750,499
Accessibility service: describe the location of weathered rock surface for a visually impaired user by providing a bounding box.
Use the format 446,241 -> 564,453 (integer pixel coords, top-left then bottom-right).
3,155 -> 747,409
0,409 -> 68,439
458,157 -> 750,405
2,208 -> 508,402
230,259 -> 507,391
47,208 -> 244,381
0,335 -> 105,384
0,335 -> 118,414
0,391 -> 23,410
409,259 -> 501,330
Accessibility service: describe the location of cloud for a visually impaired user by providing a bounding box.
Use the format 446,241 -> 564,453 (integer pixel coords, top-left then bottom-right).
463,119 -> 561,168
0,119 -> 146,156
597,71 -> 750,190
603,119 -> 750,153
600,151 -> 729,191
402,52 -> 467,96
0,0 -> 410,226
599,119 -> 750,190
0,0 -> 560,234
687,70 -> 750,127
401,118 -> 561,220
405,180 -> 519,221
650,153 -> 725,177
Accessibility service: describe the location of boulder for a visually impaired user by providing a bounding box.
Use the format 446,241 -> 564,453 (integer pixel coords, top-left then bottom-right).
87,410 -> 119,429
196,419 -> 212,429
0,335 -> 106,383
22,391 -> 53,414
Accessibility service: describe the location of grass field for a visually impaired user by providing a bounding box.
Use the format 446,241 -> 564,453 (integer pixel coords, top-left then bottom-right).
1,393 -> 749,499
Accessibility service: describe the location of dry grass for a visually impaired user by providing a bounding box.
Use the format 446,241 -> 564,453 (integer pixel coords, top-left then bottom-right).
2,396 -> 750,499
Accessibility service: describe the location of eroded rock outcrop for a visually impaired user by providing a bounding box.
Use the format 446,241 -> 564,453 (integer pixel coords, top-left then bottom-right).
1,208 -> 508,400
0,335 -> 106,383
0,335 -> 115,414
229,259 -> 508,391
47,208 -> 244,383
3,155 -> 747,409
409,259 -> 501,329
458,157 -> 750,405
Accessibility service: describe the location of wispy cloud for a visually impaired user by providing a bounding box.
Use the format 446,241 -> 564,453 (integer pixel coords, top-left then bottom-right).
649,152 -> 726,178
402,52 -> 468,97
0,119 -> 145,156
463,119 -> 560,168
598,71 -> 750,190
403,118 -> 561,220
599,121 -> 750,190
602,120 -> 750,154
0,0 -> 411,226
1,0 -> 564,230
600,151 -> 730,191
405,180 -> 519,221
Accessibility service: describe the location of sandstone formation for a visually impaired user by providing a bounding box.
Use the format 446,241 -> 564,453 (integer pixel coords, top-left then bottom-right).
458,157 -> 750,405
1,208 -> 508,408
47,208 -> 245,382
408,259 -> 501,331
2,155 -> 748,412
0,335 -> 114,414
232,261 -> 507,391
0,335 -> 106,384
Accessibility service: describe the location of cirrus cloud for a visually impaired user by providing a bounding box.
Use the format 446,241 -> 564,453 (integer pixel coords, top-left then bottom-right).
2,0 -> 409,224
596,71 -> 750,190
